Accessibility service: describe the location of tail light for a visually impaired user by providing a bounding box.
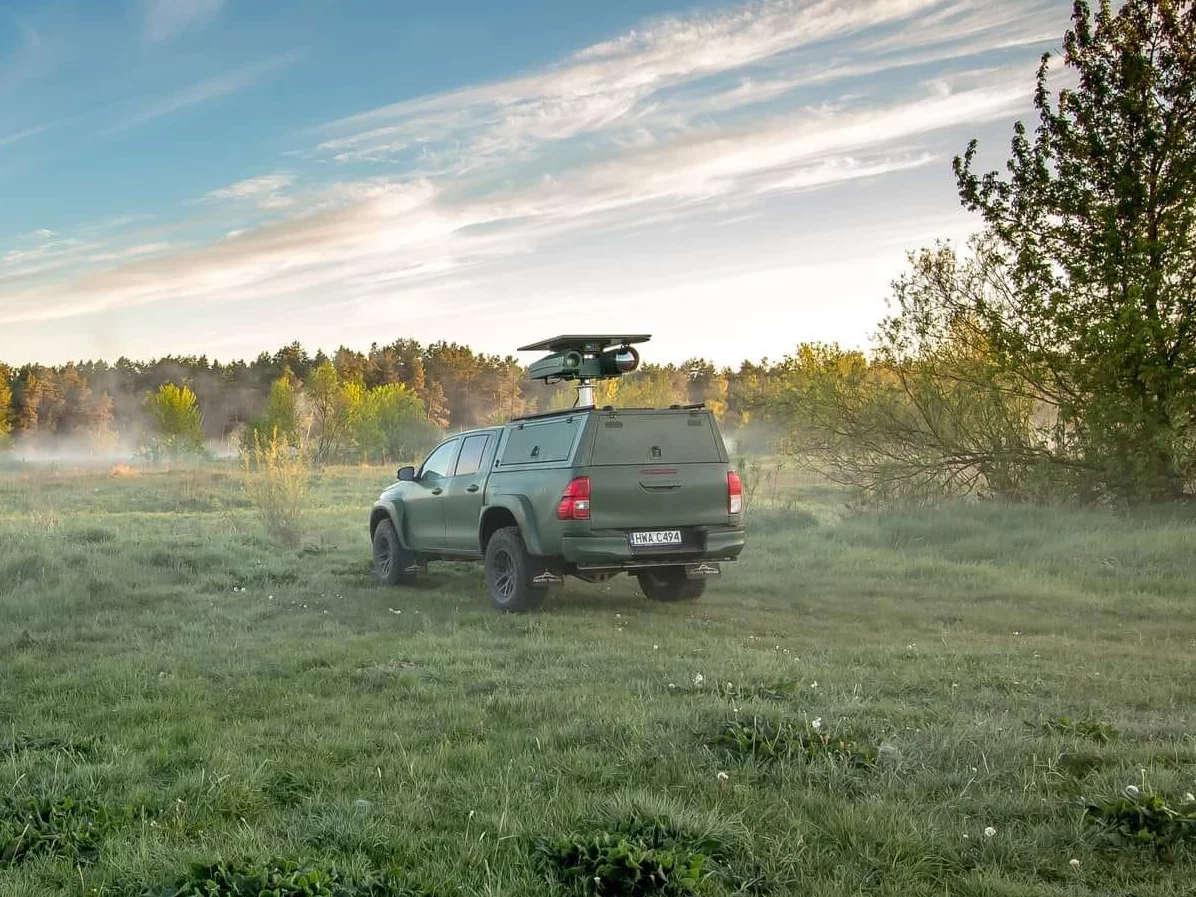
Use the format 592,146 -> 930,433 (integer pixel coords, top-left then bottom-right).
728,471 -> 743,515
557,476 -> 591,520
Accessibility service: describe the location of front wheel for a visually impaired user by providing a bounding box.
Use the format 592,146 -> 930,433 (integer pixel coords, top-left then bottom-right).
637,568 -> 706,602
485,527 -> 552,613
373,519 -> 417,585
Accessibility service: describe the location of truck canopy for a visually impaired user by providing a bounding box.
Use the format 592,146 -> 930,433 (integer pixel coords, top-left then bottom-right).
582,408 -> 731,531
589,408 -> 723,466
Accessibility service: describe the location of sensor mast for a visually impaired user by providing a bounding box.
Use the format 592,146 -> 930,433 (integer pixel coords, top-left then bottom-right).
519,334 -> 651,407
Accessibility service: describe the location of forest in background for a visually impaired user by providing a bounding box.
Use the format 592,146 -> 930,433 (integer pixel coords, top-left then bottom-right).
0,340 -> 775,461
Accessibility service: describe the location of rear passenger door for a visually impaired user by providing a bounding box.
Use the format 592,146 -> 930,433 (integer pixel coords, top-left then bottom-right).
441,432 -> 495,553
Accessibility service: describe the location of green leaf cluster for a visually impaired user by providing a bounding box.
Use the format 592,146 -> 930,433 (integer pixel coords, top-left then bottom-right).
0,796 -> 104,866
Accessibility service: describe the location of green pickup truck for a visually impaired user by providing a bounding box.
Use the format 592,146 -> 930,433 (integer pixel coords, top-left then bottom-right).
368,404 -> 745,611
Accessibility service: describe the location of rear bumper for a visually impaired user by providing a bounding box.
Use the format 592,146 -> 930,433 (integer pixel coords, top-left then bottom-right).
559,525 -> 745,571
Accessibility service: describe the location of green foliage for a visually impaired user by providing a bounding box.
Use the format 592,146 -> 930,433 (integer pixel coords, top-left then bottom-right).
147,858 -> 424,897
1034,715 -> 1118,743
347,382 -> 440,464
594,365 -> 687,410
142,383 -> 205,461
308,362 -> 353,465
244,371 -> 304,450
950,0 -> 1196,501
712,716 -> 877,768
0,364 -> 12,449
241,428 -> 311,548
0,796 -> 104,866
536,832 -> 709,896
1086,790 -> 1196,858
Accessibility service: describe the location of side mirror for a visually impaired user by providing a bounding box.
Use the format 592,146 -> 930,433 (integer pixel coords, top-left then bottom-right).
397,466 -> 416,482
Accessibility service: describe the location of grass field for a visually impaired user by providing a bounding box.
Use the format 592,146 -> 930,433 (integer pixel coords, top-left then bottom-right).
1,462 -> 1195,896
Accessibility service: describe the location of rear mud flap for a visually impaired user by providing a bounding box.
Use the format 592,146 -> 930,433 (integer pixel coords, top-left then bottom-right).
684,562 -> 721,579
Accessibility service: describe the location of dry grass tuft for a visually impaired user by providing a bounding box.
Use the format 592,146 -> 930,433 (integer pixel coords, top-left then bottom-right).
241,430 -> 311,549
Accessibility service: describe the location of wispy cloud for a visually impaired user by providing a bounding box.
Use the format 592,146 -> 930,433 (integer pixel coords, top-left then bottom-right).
143,0 -> 225,43
0,122 -> 54,150
0,0 -> 1070,357
102,51 -> 301,135
204,173 -> 295,209
318,0 -> 935,165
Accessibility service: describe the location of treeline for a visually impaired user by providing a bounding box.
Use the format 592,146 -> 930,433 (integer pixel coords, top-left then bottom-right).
0,339 -> 783,463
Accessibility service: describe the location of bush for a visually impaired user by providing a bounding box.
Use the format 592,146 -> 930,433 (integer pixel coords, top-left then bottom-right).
141,383 -> 206,462
712,716 -> 877,768
1085,789 -> 1196,859
536,831 -> 709,896
242,428 -> 311,548
145,858 -> 425,896
0,796 -> 105,866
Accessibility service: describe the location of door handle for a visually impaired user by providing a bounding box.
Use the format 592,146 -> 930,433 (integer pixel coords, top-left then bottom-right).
466,484 -> 480,493
431,487 -> 443,496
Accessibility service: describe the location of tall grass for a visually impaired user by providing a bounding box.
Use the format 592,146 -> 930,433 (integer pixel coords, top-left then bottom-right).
240,429 -> 311,548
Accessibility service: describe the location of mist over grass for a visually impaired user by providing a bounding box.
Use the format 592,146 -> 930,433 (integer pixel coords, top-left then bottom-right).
1,464 -> 1194,895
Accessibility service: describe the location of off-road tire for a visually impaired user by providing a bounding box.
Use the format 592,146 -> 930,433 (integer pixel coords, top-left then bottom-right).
485,526 -> 552,613
637,568 -> 706,602
373,519 -> 416,585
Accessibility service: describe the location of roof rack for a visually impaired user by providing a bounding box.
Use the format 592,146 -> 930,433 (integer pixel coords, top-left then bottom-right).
510,406 -> 596,423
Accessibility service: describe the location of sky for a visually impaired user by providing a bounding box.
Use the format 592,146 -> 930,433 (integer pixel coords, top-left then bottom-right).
0,0 -> 1073,368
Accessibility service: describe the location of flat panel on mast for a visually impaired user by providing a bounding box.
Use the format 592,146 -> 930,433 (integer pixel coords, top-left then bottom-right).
518,334 -> 651,353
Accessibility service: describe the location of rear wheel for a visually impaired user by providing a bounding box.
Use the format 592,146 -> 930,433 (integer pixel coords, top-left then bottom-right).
485,526 -> 552,612
637,568 -> 705,602
373,519 -> 416,585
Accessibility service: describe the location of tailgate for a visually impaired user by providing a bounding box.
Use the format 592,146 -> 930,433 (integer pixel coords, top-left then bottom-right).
587,462 -> 732,530
584,409 -> 730,530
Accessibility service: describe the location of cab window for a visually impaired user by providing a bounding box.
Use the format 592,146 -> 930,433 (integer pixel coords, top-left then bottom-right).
454,434 -> 490,477
419,439 -> 459,480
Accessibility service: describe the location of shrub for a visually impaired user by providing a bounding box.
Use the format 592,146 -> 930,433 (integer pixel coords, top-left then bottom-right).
141,383 -> 206,462
536,832 -> 709,896
712,716 -> 877,768
145,858 -> 424,896
1085,790 -> 1196,859
242,428 -> 311,549
0,796 -> 105,866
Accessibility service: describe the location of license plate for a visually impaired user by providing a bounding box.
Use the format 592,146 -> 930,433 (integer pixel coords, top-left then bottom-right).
630,530 -> 682,547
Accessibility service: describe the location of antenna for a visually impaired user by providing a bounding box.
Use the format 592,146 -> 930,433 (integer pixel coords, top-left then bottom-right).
519,334 -> 651,407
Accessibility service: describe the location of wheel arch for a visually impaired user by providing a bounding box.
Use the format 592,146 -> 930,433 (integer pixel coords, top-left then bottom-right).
369,500 -> 409,548
478,497 -> 544,555
479,506 -> 519,552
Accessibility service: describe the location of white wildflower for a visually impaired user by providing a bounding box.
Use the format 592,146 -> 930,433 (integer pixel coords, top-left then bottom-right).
717,771 -> 729,784
810,680 -> 819,689
811,717 -> 823,731
1184,792 -> 1195,803
984,826 -> 996,838
693,673 -> 704,686
1069,858 -> 1080,869
1124,784 -> 1140,797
